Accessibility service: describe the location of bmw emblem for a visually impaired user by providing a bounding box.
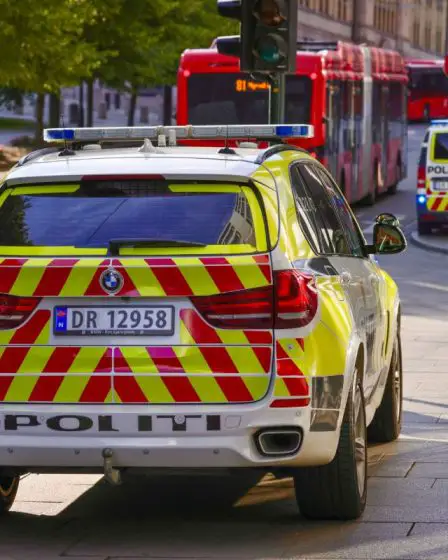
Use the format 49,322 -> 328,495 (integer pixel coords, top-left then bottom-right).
100,268 -> 124,295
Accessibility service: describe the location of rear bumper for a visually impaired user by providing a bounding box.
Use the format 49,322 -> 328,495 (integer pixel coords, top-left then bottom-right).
0,404 -> 341,471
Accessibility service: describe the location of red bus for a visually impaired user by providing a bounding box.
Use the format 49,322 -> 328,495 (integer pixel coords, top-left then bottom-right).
406,59 -> 448,121
177,41 -> 408,205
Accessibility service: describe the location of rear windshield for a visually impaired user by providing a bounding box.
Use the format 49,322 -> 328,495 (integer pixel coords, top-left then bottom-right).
433,133 -> 448,161
188,73 -> 311,125
0,180 -> 265,255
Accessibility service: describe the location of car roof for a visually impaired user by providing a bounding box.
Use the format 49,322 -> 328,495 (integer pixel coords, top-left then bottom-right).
4,145 -> 305,186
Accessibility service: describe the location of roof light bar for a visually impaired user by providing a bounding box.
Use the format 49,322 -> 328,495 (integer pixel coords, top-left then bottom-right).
431,120 -> 448,126
43,124 -> 314,144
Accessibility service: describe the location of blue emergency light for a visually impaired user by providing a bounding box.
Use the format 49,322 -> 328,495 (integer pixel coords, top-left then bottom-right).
43,124 -> 315,144
430,120 -> 448,126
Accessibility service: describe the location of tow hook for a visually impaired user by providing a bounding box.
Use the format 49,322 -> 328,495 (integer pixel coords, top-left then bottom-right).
102,448 -> 121,486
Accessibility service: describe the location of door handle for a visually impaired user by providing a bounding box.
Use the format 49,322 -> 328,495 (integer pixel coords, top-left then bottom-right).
340,271 -> 351,285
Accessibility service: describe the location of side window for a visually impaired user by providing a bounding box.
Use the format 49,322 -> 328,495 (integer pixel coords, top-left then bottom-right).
316,167 -> 365,257
293,164 -> 352,256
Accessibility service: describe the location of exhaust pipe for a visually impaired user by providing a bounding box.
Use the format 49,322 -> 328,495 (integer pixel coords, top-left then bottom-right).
255,428 -> 302,458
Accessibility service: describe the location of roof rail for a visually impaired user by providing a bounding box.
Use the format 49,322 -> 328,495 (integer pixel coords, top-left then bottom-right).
255,144 -> 310,164
17,147 -> 61,167
296,41 -> 339,52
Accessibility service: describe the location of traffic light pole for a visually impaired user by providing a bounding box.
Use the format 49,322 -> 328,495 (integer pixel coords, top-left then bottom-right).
268,73 -> 286,124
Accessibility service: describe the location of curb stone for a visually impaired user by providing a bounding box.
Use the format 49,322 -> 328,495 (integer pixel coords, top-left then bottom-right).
410,231 -> 448,255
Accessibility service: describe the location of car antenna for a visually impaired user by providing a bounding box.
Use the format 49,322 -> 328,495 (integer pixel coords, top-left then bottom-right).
58,113 -> 76,157
218,124 -> 236,155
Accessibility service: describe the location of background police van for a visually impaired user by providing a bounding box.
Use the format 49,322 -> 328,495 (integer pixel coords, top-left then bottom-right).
417,120 -> 448,235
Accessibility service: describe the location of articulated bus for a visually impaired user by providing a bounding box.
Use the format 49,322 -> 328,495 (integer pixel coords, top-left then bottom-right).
406,59 -> 448,122
177,41 -> 408,205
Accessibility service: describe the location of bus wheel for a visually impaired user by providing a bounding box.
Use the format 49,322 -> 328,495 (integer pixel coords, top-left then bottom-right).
388,160 -> 401,195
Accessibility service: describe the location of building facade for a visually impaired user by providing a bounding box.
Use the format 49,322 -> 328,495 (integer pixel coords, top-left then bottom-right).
297,0 -> 448,58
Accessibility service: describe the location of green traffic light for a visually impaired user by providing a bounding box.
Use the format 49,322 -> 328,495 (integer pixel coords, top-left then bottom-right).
254,34 -> 285,64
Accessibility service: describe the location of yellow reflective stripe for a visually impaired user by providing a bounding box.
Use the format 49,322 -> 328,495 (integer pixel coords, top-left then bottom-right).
173,257 -> 218,295
34,319 -> 51,345
11,185 -> 80,196
189,376 -> 228,402
116,245 -> 256,256
173,345 -> 211,374
59,259 -> 103,297
0,247 -> 107,256
68,347 -> 106,374
225,347 -> 265,373
135,376 -> 175,403
120,347 -> 157,374
17,347 -> 53,374
179,320 -> 195,345
4,376 -> 37,402
217,329 -> 249,346
0,190 -> 11,208
228,257 -> 269,289
11,259 -> 52,296
242,376 -> 269,400
274,377 -> 290,397
104,388 -> 114,403
0,330 -> 16,346
168,184 -> 240,193
53,375 -> 89,403
124,260 -> 165,297
279,339 -> 304,363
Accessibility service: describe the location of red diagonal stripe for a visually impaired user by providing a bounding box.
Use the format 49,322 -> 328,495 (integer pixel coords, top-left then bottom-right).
84,261 -> 111,296
43,347 -> 80,373
275,342 -> 289,360
0,260 -> 26,293
111,261 -> 139,297
147,347 -> 185,373
282,376 -> 309,396
199,257 -> 244,293
79,376 -> 111,403
0,347 -> 30,374
161,376 -> 200,403
297,338 -> 305,351
28,376 -> 64,402
244,331 -> 273,344
33,260 -> 79,297
197,346 -> 238,374
277,358 -> 303,376
180,309 -> 221,344
114,376 -> 148,403
9,310 -> 50,345
214,376 -> 254,402
145,259 -> 193,297
0,377 -> 14,401
114,348 -> 131,373
252,347 -> 272,373
432,197 -> 443,211
253,255 -> 270,265
94,348 -> 113,373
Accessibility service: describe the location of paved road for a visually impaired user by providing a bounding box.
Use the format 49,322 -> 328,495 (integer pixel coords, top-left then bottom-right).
2,125 -> 448,560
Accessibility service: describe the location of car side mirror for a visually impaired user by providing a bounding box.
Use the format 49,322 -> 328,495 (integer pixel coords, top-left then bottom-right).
367,223 -> 407,255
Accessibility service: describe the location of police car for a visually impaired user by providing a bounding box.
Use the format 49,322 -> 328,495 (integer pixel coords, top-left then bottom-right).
0,124 -> 406,520
417,120 -> 448,234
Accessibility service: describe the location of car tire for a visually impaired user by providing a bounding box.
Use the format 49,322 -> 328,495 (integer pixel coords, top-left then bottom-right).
368,336 -> 403,443
0,476 -> 19,514
293,375 -> 367,520
418,221 -> 432,235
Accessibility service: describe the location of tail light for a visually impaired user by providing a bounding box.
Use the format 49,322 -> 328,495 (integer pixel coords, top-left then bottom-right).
0,294 -> 41,330
417,165 -> 426,189
190,269 -> 317,330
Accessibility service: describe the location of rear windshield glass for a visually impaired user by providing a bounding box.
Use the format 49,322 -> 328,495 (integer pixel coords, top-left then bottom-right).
433,133 -> 448,161
0,181 -> 263,255
188,73 -> 311,125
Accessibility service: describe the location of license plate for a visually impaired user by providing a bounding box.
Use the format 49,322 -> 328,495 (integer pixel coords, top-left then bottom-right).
432,181 -> 448,191
53,306 -> 174,336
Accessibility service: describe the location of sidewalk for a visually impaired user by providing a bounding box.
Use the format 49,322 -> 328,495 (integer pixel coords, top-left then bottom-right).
410,231 -> 448,255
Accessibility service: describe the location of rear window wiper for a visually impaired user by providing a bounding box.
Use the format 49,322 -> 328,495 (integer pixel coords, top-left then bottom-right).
108,238 -> 206,255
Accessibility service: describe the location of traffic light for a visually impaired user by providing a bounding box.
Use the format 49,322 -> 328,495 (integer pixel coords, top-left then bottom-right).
216,0 -> 298,74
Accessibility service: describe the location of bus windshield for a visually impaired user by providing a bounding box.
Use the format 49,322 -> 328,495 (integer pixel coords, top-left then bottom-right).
408,67 -> 448,98
187,73 -> 312,125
